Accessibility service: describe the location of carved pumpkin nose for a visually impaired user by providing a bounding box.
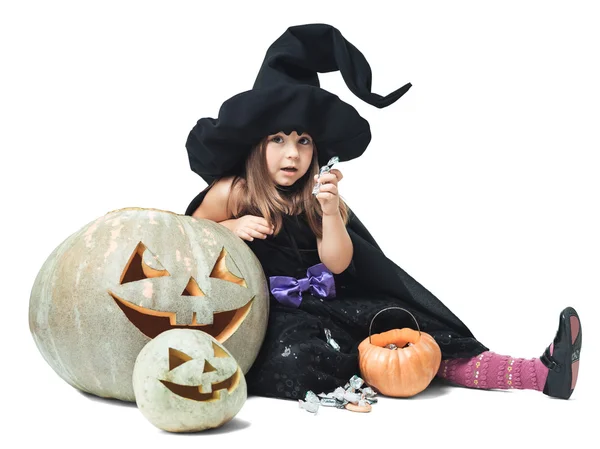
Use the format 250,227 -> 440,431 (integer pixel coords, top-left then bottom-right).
182,277 -> 205,297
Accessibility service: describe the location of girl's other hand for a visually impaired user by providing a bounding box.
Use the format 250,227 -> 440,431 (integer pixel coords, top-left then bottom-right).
315,168 -> 343,216
229,215 -> 275,241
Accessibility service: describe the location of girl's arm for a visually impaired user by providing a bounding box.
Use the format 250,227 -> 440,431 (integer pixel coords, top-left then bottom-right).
314,169 -> 353,274
191,177 -> 273,240
317,211 -> 353,274
191,176 -> 236,232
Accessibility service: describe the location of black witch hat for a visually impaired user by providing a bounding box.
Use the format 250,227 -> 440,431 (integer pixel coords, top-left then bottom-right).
185,23 -> 411,188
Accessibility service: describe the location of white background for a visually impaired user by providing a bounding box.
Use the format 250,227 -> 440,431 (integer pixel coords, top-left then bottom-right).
2,0 -> 598,447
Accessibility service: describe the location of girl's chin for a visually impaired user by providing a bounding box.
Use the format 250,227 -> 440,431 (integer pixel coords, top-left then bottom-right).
274,176 -> 301,189
276,181 -> 297,188
277,178 -> 295,185
275,173 -> 298,185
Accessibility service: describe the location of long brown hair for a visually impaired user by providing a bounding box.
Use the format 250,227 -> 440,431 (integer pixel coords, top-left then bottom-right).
226,137 -> 349,238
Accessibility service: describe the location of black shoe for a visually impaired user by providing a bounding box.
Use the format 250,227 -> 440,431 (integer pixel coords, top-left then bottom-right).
540,307 -> 582,399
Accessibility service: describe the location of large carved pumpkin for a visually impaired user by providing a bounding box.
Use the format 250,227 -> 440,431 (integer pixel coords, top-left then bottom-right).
133,329 -> 247,432
29,208 -> 269,402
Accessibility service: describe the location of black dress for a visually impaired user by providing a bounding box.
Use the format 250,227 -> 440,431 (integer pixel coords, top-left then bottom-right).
243,211 -> 489,400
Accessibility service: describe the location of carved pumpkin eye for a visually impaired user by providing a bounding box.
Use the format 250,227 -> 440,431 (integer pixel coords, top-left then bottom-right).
168,346 -> 222,373
121,242 -> 170,284
211,341 -> 229,358
160,343 -> 241,402
168,347 -> 192,370
210,247 -> 247,288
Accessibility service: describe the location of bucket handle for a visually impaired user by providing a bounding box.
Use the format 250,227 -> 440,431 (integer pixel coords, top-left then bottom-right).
368,307 -> 421,344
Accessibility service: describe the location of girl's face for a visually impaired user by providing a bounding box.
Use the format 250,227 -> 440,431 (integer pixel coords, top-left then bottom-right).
265,131 -> 314,186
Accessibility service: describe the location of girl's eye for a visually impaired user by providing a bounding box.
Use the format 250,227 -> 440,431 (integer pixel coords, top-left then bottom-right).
270,135 -> 311,145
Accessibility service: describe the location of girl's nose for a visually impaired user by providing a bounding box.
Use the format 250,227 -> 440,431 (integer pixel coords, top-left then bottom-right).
285,142 -> 301,158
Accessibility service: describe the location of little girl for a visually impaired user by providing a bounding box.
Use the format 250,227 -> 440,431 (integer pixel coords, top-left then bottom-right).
184,24 -> 582,401
188,130 -> 581,401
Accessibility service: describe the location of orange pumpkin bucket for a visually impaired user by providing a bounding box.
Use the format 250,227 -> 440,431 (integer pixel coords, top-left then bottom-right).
358,307 -> 442,398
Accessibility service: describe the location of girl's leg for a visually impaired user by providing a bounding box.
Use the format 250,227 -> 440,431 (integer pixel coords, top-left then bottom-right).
437,352 -> 548,391
437,307 -> 582,399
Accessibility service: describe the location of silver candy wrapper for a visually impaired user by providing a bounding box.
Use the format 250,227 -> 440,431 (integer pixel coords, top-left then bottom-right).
323,328 -> 340,351
312,156 -> 340,195
320,398 -> 338,407
299,374 -> 378,414
343,391 -> 361,403
385,342 -> 412,350
298,399 -> 319,414
362,387 -> 376,397
333,387 -> 346,401
298,390 -> 322,414
349,374 -> 364,390
305,390 -> 320,403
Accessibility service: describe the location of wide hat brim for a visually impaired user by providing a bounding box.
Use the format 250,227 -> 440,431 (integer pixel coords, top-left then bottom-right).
186,83 -> 371,186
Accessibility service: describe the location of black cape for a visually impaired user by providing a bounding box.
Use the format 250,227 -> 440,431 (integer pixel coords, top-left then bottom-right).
185,187 -> 488,352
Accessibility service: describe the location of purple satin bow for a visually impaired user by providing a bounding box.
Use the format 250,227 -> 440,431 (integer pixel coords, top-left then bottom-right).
269,263 -> 336,308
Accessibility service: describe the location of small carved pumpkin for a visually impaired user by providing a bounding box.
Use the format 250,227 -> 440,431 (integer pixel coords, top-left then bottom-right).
29,208 -> 269,401
133,329 -> 246,432
358,308 -> 442,397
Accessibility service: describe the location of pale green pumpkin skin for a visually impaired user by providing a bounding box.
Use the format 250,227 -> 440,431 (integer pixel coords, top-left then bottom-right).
133,329 -> 247,432
29,208 -> 269,401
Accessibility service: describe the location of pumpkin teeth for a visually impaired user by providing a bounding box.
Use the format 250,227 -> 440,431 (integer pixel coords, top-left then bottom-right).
108,290 -> 254,342
158,367 -> 241,402
159,380 -> 224,402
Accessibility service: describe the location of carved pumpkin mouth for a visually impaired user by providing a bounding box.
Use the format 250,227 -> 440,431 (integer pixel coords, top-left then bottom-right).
159,368 -> 242,402
158,347 -> 241,402
108,291 -> 254,342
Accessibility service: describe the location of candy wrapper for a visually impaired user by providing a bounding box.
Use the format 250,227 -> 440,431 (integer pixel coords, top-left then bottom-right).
298,390 -> 321,414
299,374 -> 378,414
323,328 -> 340,351
312,156 -> 340,195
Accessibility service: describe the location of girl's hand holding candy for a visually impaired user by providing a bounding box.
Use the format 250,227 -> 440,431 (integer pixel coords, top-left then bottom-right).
314,169 -> 343,216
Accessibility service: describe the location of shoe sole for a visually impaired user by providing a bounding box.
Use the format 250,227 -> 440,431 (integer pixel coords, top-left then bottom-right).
543,307 -> 581,399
